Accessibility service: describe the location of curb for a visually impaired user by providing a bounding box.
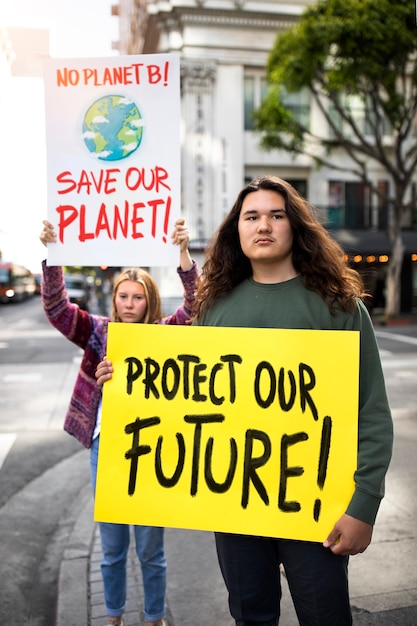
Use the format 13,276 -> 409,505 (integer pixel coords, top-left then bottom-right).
56,484 -> 95,626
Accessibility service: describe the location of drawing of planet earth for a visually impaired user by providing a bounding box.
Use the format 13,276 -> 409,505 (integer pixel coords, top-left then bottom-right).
82,95 -> 144,161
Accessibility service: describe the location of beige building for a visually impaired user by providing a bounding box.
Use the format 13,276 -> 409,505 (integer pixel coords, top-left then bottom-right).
111,0 -> 417,312
114,1 -> 309,242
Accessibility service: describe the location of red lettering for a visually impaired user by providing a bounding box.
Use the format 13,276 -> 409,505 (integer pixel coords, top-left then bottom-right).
131,203 -> 145,239
163,196 -> 171,243
77,170 -> 92,195
103,169 -> 120,194
132,63 -> 144,83
55,63 -> 170,88
123,66 -> 133,84
148,198 -> 165,237
57,171 -> 77,194
155,166 -> 171,192
54,197 -> 172,243
148,64 -> 162,84
56,205 -> 78,242
56,68 -> 80,87
102,67 -> 113,85
90,170 -> 105,194
125,166 -> 170,193
56,68 -> 67,87
95,203 -> 112,238
83,68 -> 95,84
79,205 -> 95,242
113,202 -> 129,238
125,168 -> 141,191
113,66 -> 123,84
56,169 -> 122,195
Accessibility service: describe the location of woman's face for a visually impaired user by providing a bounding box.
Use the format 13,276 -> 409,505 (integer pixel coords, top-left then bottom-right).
114,280 -> 148,323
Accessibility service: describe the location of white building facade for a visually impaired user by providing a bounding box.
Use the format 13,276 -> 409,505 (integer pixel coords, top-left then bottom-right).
114,0 -> 417,312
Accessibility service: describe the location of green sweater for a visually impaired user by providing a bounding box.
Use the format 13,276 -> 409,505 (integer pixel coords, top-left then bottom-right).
195,275 -> 393,525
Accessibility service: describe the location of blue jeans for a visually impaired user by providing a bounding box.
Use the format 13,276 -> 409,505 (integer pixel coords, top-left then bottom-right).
91,436 -> 166,622
215,532 -> 351,625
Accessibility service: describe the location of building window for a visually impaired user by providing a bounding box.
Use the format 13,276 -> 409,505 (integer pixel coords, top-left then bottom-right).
280,86 -> 310,129
244,72 -> 310,131
327,180 -> 372,229
244,73 -> 268,130
329,93 -> 391,137
287,179 -> 308,198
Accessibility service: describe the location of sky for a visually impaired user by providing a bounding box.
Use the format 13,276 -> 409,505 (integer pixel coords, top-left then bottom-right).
0,0 -> 118,271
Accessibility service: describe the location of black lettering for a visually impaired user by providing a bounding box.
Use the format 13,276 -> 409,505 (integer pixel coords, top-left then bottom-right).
155,433 -> 185,487
220,354 -> 242,403
144,357 -> 160,399
184,414 -> 225,496
192,363 -> 207,401
161,358 -> 180,399
177,354 -> 200,398
318,415 -> 332,489
124,416 -> 160,495
204,436 -> 238,493
209,363 -> 225,405
299,363 -> 318,420
241,429 -> 271,508
278,432 -> 308,512
125,356 -> 142,395
254,361 -> 276,408
278,367 -> 296,411
314,414 -> 333,522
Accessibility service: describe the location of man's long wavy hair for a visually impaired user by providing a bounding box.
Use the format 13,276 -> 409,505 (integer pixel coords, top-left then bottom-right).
193,176 -> 366,318
111,268 -> 162,323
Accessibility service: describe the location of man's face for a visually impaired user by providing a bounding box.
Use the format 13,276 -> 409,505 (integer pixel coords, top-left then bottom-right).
237,189 -> 294,267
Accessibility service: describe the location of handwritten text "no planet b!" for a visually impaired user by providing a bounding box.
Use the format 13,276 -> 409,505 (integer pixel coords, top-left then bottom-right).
56,61 -> 171,88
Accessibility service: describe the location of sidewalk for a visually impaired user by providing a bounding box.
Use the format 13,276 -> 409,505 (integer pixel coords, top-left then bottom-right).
57,494 -> 417,626
56,408 -> 417,626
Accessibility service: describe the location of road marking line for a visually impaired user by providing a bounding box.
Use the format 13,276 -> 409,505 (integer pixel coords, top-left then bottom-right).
3,373 -> 43,383
0,329 -> 62,339
0,433 -> 16,471
381,357 -> 417,368
379,349 -> 392,358
376,330 -> 417,346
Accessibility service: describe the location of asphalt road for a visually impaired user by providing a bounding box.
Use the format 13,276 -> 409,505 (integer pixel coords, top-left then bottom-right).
0,296 -> 416,625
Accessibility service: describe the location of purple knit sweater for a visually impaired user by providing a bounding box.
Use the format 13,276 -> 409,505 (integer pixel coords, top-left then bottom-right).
41,260 -> 199,448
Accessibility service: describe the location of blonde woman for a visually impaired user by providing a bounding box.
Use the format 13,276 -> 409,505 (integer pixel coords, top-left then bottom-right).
40,218 -> 198,626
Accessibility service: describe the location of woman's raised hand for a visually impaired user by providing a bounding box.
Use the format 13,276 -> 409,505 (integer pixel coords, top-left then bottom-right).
40,220 -> 57,247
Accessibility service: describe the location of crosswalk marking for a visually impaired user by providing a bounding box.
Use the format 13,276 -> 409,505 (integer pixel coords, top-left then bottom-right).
375,330 -> 417,346
0,433 -> 16,471
3,373 -> 43,383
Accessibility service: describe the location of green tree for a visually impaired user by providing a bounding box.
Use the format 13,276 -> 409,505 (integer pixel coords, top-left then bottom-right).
255,0 -> 417,318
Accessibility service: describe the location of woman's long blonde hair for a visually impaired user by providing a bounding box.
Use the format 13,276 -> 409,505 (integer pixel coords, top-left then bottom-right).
111,268 -> 162,323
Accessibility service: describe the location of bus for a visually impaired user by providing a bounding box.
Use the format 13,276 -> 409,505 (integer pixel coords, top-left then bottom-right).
0,262 -> 36,303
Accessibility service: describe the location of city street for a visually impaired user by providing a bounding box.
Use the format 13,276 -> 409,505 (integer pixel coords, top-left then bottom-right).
0,295 -> 416,625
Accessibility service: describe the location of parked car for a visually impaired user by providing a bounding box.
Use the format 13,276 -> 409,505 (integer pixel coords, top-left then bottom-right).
33,273 -> 42,295
64,274 -> 89,310
0,262 -> 36,303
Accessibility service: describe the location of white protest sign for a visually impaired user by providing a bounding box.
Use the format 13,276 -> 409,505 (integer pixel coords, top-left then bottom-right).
43,53 -> 180,267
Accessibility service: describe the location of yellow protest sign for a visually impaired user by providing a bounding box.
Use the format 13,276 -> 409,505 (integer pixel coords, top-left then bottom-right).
95,324 -> 359,542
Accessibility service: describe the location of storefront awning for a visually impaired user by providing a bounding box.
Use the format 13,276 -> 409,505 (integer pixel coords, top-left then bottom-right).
330,229 -> 417,256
